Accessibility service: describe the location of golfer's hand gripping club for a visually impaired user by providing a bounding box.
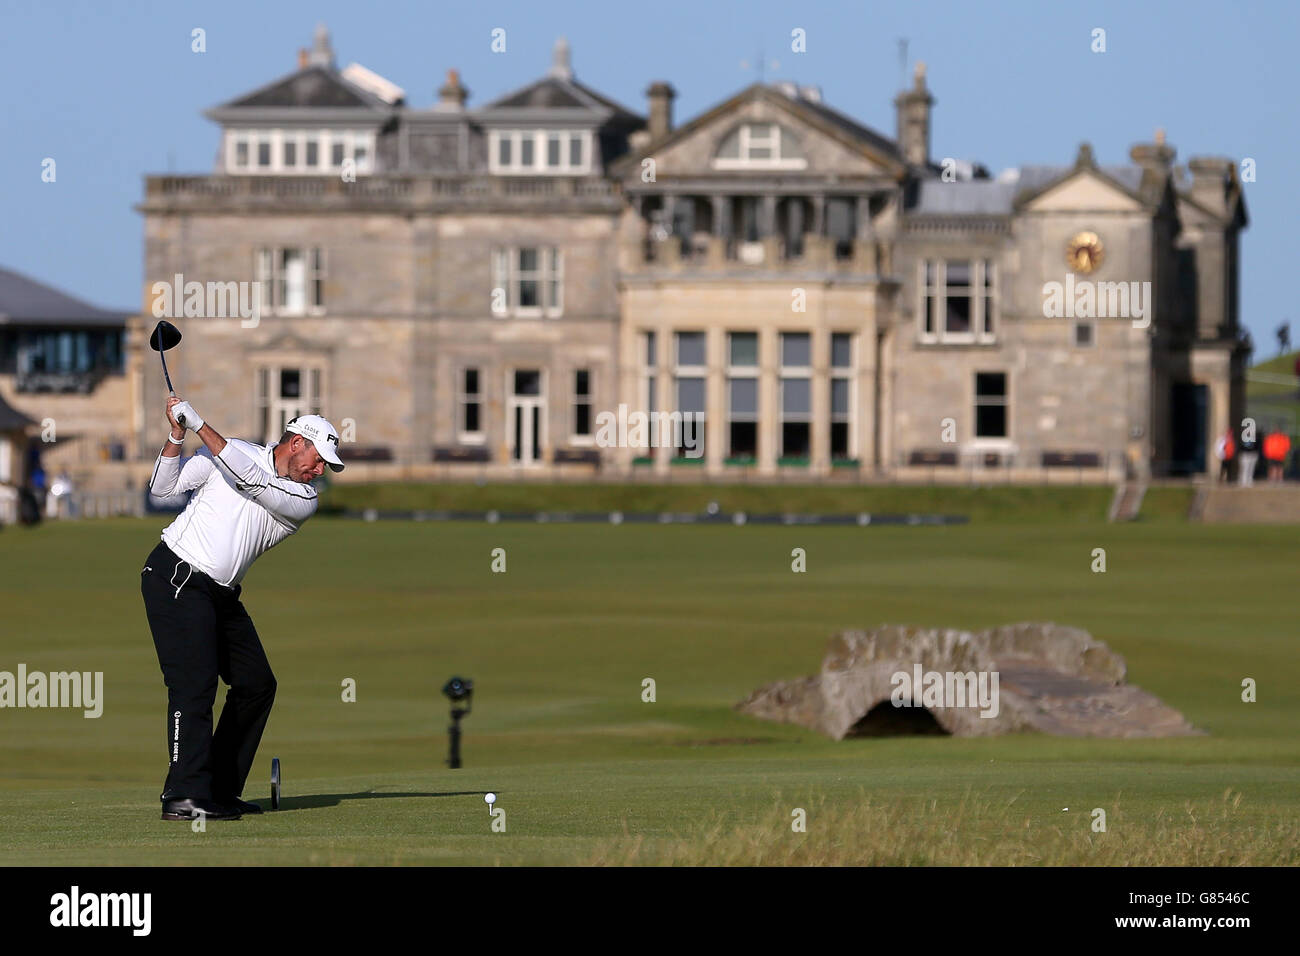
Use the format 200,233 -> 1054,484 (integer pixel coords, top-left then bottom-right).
167,396 -> 204,434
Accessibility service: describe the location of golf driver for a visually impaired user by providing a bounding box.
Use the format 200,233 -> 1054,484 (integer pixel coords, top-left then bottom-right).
271,757 -> 281,810
148,320 -> 185,427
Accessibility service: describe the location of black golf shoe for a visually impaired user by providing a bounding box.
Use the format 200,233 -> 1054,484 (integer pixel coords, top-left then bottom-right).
222,797 -> 263,815
160,796 -> 242,821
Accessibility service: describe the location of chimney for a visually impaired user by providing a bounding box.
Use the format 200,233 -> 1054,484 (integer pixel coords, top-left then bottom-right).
437,68 -> 468,112
1130,127 -> 1176,172
307,23 -> 334,68
549,36 -> 573,81
893,61 -> 934,167
1186,156 -> 1234,216
646,81 -> 676,141
297,48 -> 309,70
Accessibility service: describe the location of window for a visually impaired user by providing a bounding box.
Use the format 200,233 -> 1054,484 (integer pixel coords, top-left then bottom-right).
641,331 -> 658,416
491,247 -> 563,317
255,246 -> 326,314
1073,321 -> 1094,347
713,123 -> 808,170
225,129 -> 373,174
982,259 -> 996,337
727,332 -> 758,459
674,332 -> 706,459
780,332 -> 811,459
459,368 -> 483,442
15,330 -> 124,382
945,261 -> 972,335
256,364 -> 323,443
919,259 -> 998,344
974,372 -> 1008,439
573,369 -> 593,441
831,333 -> 854,460
489,130 -> 591,174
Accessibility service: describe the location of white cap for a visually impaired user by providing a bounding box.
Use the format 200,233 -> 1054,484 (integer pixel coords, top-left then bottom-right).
285,414 -> 345,472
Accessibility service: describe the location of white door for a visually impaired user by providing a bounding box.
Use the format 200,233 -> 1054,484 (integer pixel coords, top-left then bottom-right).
508,369 -> 545,466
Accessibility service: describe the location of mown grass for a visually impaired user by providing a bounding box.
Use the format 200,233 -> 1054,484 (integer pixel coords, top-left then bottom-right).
1,515 -> 1294,865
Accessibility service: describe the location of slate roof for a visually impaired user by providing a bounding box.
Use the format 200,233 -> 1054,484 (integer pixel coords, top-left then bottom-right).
0,267 -> 129,327
213,65 -> 394,111
480,75 -> 642,123
0,391 -> 38,431
910,164 -> 1149,216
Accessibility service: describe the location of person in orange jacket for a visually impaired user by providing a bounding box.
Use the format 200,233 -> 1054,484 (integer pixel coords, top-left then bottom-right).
1262,430 -> 1291,483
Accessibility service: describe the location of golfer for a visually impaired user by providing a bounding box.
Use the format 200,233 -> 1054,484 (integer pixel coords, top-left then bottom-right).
141,396 -> 343,821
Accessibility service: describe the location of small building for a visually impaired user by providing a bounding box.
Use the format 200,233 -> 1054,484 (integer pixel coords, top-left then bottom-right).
0,391 -> 38,524
0,266 -> 132,486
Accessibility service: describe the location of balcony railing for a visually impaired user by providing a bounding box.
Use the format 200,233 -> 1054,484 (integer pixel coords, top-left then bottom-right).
144,175 -> 619,209
16,368 -> 110,394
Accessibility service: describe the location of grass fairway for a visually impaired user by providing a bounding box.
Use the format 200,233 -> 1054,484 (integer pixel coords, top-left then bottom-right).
1,515 -> 1297,865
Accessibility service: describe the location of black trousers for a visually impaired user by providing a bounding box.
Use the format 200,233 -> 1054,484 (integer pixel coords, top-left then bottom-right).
140,541 -> 276,803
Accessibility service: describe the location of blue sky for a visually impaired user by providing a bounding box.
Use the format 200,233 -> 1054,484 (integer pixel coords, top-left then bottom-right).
2,0 -> 1294,353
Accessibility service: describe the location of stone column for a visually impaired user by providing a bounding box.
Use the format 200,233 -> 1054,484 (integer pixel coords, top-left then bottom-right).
811,194 -> 826,237
788,197 -> 805,258
758,325 -> 779,475
811,324 -> 830,474
705,325 -> 725,474
877,327 -> 894,474
654,326 -> 673,475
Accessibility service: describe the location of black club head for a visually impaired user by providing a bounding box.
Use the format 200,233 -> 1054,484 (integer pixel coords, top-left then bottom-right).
149,320 -> 183,352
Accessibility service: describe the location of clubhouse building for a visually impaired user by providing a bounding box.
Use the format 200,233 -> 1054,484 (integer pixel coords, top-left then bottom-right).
130,27 -> 1248,481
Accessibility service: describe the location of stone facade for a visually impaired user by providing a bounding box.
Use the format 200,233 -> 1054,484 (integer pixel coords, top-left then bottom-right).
131,31 -> 1248,482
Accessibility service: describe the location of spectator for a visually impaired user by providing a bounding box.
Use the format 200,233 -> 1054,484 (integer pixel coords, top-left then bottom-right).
1263,430 -> 1291,484
1213,429 -> 1235,483
1238,430 -> 1260,487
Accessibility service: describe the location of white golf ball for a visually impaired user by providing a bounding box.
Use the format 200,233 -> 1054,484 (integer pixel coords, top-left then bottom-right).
485,792 -> 497,805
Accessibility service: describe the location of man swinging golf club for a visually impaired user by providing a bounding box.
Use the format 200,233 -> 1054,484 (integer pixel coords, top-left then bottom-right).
142,390 -> 343,821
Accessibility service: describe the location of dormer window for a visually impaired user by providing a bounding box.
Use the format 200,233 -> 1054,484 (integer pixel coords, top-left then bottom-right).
713,123 -> 807,170
225,129 -> 375,175
490,130 -> 592,175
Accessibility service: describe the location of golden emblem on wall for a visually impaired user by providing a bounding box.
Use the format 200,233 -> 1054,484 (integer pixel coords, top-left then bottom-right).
1066,231 -> 1104,274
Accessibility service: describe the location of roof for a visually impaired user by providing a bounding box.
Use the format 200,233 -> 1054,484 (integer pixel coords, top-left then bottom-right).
0,391 -> 38,431
910,164 -> 1149,216
0,267 -> 129,327
479,74 -> 642,124
613,83 -> 907,178
791,94 -> 902,165
219,65 -> 391,109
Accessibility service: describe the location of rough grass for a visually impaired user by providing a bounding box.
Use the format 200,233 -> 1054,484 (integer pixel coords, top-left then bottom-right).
587,789 -> 1298,866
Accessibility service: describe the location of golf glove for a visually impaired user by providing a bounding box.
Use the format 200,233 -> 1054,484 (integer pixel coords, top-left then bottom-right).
172,401 -> 204,433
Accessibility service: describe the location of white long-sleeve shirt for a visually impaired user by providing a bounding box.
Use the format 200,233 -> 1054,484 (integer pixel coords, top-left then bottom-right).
148,438 -> 318,587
